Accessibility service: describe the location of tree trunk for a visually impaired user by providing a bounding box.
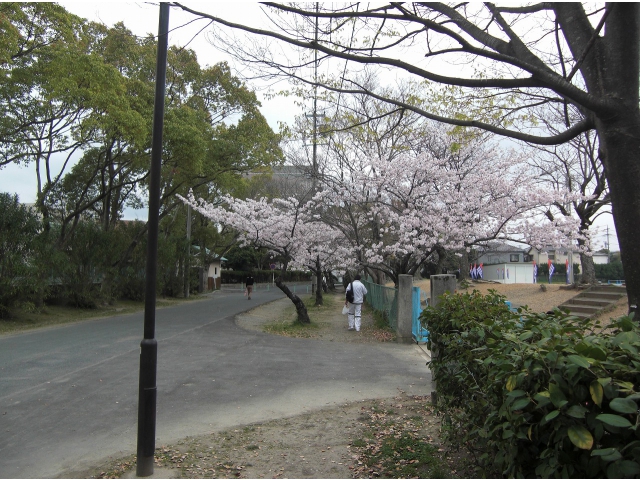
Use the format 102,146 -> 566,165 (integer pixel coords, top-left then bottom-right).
323,269 -> 335,291
598,116 -> 640,312
459,249 -> 469,280
275,276 -> 310,324
314,255 -> 323,306
435,246 -> 447,275
578,242 -> 597,285
592,3 -> 640,313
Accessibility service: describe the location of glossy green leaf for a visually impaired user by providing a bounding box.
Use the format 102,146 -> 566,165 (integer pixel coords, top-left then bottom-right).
519,330 -> 533,341
590,381 -> 604,407
549,383 -> 568,408
601,450 -> 622,462
506,375 -> 517,392
576,343 -> 607,361
566,405 -> 589,419
544,410 -> 560,422
507,389 -> 526,398
591,448 -> 618,457
597,377 -> 612,387
609,397 -> 638,414
568,425 -> 593,450
613,331 -> 640,346
596,414 -> 633,428
607,460 -> 640,478
567,354 -> 591,368
511,397 -> 530,411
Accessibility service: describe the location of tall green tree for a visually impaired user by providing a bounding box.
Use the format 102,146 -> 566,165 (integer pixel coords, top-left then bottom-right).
1,4 -> 283,303
0,193 -> 40,316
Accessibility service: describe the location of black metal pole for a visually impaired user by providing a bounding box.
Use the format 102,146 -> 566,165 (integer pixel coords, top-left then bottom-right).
136,3 -> 169,477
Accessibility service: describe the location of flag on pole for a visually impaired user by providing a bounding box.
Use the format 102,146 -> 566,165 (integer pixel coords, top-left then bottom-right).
549,259 -> 554,283
470,263 -> 474,279
533,261 -> 537,283
474,263 -> 478,279
478,263 -> 483,279
507,268 -> 509,279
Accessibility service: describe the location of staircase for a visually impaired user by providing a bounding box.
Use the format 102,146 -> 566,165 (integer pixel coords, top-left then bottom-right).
558,285 -> 627,319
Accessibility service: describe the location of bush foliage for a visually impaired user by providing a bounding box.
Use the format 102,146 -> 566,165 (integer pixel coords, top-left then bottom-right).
595,261 -> 625,282
422,290 -> 640,478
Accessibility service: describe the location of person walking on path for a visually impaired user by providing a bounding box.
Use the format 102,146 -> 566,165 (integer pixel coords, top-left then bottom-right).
245,274 -> 255,300
345,274 -> 367,332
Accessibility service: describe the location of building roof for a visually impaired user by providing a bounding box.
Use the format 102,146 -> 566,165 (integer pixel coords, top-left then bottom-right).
479,241 -> 528,254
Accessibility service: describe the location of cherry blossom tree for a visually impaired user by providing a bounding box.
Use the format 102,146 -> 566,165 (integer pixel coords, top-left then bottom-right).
310,130 -> 584,286
178,192 -> 354,322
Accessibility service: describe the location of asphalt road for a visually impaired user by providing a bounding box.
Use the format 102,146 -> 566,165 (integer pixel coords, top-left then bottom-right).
0,287 -> 431,478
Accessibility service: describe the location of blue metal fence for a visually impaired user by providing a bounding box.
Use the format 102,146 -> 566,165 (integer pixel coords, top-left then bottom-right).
362,279 -> 398,329
412,286 -> 429,343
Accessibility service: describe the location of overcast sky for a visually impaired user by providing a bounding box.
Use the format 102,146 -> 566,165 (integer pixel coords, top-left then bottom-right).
0,2 -> 619,250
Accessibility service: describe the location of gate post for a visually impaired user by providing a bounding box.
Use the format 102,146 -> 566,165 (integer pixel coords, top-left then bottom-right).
396,274 -> 413,343
429,274 -> 457,307
428,274 -> 457,404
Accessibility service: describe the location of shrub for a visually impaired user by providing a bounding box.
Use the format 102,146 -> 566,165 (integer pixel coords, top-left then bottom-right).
422,290 -> 640,478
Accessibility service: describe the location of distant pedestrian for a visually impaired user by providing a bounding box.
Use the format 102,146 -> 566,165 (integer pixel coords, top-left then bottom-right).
245,274 -> 255,300
345,274 -> 367,332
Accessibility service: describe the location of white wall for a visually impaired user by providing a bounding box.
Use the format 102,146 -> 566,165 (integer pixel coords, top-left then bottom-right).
207,260 -> 221,280
481,263 -> 536,284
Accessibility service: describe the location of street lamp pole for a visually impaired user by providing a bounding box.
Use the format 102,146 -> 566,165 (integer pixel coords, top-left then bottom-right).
136,3 -> 169,477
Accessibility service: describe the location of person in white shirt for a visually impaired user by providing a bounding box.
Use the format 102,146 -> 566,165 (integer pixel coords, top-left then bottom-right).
345,274 -> 368,332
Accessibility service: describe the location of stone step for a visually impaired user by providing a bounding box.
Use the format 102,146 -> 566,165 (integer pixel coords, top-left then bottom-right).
561,304 -> 601,315
590,285 -> 627,293
566,311 -> 593,320
578,291 -> 625,301
553,284 -> 627,320
565,298 -> 614,308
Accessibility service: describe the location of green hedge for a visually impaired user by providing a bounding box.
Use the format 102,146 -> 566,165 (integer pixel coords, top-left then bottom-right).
221,269 -> 312,284
536,262 -> 581,277
595,261 -> 625,281
422,290 -> 640,478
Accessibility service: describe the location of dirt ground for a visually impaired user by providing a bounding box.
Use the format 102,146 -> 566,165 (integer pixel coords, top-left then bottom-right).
84,281 -> 629,479
414,279 -> 630,322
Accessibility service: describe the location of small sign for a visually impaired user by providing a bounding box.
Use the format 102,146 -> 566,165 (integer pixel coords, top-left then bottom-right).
270,263 -> 276,270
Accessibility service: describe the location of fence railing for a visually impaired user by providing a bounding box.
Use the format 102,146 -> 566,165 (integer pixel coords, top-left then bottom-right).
362,279 -> 398,329
412,286 -> 428,342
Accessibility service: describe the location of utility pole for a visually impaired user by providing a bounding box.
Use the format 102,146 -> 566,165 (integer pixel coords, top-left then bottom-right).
312,3 -> 319,191
606,225 -> 611,263
184,204 -> 191,298
136,3 -> 168,477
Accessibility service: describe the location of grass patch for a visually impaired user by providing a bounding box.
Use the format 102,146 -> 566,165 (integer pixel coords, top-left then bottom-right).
263,318 -> 321,337
262,290 -> 343,337
0,295 -> 205,336
369,307 -> 397,341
